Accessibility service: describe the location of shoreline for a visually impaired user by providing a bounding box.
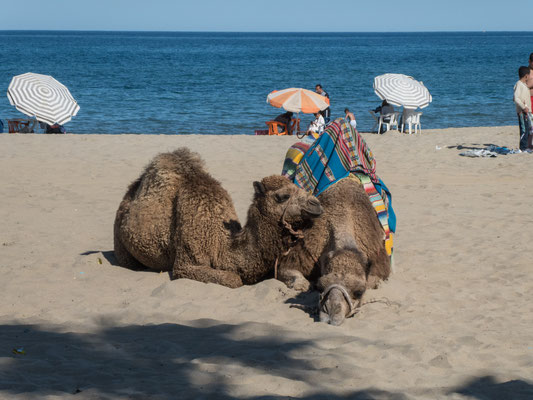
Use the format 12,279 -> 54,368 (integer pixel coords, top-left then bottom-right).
2,124 -> 518,136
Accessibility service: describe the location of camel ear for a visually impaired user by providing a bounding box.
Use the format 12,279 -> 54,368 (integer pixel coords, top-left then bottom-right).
253,181 -> 266,196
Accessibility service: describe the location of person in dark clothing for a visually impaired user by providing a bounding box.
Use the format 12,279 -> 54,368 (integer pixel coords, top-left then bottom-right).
315,84 -> 330,123
373,100 -> 395,133
45,123 -> 66,134
373,100 -> 395,116
273,111 -> 293,134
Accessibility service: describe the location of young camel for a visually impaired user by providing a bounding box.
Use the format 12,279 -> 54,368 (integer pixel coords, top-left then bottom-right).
277,176 -> 391,325
113,147 -> 323,288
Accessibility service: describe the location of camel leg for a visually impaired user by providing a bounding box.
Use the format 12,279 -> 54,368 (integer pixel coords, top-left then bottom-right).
278,269 -> 311,292
113,234 -> 146,271
172,264 -> 243,288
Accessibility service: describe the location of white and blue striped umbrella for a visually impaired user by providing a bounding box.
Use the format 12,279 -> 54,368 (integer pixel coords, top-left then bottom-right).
373,73 -> 432,109
7,72 -> 80,125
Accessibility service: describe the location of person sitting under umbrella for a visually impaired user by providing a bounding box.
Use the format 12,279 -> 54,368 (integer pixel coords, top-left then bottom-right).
373,100 -> 394,116
373,100 -> 395,133
273,111 -> 294,134
307,112 -> 325,139
40,122 -> 66,134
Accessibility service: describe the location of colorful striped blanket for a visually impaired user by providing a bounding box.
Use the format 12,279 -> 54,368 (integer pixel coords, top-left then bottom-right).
281,136 -> 315,179
352,173 -> 394,257
281,118 -> 396,256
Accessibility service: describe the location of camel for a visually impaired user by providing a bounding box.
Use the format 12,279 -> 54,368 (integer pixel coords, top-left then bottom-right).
113,147 -> 323,288
276,176 -> 391,325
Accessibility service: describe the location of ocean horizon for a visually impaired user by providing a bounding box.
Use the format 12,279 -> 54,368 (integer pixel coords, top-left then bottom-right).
1,30 -> 532,134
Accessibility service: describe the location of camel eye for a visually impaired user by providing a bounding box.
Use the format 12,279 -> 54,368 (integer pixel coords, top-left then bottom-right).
275,193 -> 291,203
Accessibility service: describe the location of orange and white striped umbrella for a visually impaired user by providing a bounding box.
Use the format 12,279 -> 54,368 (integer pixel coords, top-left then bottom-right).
266,88 -> 330,113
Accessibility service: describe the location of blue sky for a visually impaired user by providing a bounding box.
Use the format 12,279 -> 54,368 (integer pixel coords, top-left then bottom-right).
2,0 -> 529,32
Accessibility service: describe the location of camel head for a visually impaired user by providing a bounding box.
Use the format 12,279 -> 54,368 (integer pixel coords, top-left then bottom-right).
317,248 -> 368,326
252,176 -> 323,231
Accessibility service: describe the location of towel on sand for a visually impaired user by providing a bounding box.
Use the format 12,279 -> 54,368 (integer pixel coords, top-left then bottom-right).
459,145 -> 524,157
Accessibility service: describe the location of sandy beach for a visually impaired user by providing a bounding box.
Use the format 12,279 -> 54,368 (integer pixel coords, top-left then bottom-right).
1,126 -> 532,399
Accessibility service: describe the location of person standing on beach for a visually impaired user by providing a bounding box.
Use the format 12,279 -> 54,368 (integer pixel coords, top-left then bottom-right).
513,66 -> 532,151
529,53 -> 533,111
315,84 -> 331,123
344,108 -> 357,130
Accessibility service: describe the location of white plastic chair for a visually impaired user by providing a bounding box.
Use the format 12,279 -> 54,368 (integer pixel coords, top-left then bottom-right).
378,111 -> 399,134
401,110 -> 422,134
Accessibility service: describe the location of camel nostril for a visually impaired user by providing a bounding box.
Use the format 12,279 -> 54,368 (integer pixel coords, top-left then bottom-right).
308,198 -> 321,207
303,198 -> 323,217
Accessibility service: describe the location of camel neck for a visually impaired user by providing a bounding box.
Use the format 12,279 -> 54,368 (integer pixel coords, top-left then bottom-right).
227,209 -> 284,285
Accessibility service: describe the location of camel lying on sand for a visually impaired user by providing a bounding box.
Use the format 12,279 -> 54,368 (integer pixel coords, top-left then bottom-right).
277,177 -> 391,325
114,147 -> 323,288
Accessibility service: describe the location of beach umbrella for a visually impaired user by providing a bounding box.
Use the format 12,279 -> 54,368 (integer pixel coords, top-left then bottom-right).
266,88 -> 330,113
373,73 -> 432,109
7,72 -> 80,125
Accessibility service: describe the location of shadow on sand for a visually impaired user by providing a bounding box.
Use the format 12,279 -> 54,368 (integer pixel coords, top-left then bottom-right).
81,250 -> 120,267
0,321 -> 415,399
2,322 -> 532,399
449,375 -> 533,400
284,291 -> 320,322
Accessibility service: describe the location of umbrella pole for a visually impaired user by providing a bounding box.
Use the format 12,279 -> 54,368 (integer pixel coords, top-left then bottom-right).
296,112 -> 307,139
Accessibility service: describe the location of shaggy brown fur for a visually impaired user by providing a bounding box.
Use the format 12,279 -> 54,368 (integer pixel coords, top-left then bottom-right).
114,148 -> 323,288
276,177 -> 391,325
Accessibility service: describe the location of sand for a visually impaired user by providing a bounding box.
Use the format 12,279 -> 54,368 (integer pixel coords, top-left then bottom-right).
1,126 -> 532,399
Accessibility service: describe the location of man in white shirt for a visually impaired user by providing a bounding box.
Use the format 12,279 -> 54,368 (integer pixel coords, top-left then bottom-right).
514,66 -> 532,150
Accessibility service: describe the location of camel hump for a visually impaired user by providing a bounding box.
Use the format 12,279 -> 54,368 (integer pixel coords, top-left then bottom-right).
152,147 -> 207,177
133,147 -> 216,198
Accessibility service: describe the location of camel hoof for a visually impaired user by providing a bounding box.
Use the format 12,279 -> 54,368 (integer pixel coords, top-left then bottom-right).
283,275 -> 311,292
279,269 -> 311,292
291,277 -> 311,292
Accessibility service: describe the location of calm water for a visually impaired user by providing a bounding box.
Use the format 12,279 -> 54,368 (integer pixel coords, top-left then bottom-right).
0,31 -> 532,134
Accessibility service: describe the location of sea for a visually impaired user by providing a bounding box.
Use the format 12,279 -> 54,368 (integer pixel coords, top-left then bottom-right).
1,30 -> 532,135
